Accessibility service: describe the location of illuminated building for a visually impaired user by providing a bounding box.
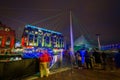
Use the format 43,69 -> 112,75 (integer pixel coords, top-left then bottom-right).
0,23 -> 15,49
21,25 -> 64,49
21,25 -> 64,69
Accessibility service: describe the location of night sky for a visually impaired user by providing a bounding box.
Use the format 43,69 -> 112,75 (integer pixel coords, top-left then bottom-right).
0,0 -> 120,45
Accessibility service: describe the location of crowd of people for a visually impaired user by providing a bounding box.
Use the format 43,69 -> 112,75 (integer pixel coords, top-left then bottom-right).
38,48 -> 120,78
75,49 -> 120,71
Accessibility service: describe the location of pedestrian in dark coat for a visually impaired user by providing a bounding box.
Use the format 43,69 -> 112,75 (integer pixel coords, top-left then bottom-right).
101,52 -> 107,70
114,50 -> 120,69
85,50 -> 93,69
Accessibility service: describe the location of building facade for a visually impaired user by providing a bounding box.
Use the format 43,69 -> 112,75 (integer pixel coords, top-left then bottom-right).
21,25 -> 64,49
0,23 -> 15,49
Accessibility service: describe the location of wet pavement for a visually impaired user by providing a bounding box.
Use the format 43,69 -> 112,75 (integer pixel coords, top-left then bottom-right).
22,67 -> 120,80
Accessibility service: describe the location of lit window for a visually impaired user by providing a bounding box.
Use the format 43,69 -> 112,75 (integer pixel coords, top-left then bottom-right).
25,30 -> 28,33
35,31 -> 38,34
32,31 -> 34,33
5,28 -> 10,31
0,36 -> 2,45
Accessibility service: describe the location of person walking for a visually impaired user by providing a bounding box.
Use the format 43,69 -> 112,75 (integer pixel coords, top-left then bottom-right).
101,52 -> 107,70
76,51 -> 82,69
92,50 -> 102,69
107,52 -> 115,71
39,49 -> 51,78
115,49 -> 120,69
85,50 -> 93,69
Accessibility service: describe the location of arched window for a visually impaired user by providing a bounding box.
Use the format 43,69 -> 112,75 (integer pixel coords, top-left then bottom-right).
0,36 -> 2,46
5,28 -> 10,31
6,37 -> 11,48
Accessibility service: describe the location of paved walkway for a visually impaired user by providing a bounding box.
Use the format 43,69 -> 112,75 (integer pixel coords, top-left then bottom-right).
22,67 -> 71,80
22,67 -> 120,80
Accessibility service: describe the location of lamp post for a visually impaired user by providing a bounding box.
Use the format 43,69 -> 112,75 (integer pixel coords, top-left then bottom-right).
70,11 -> 74,55
96,34 -> 101,50
70,11 -> 75,73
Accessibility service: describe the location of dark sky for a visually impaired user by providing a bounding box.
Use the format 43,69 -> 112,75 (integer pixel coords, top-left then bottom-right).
0,0 -> 120,45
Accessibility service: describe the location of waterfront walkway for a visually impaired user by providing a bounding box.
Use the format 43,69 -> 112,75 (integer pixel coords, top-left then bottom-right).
22,67 -> 120,80
22,67 -> 71,80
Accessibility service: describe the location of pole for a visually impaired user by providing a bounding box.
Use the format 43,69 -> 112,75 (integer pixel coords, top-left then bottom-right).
70,11 -> 74,73
70,11 -> 74,55
96,34 -> 101,50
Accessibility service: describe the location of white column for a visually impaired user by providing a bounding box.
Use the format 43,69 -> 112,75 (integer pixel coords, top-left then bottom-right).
70,11 -> 74,55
